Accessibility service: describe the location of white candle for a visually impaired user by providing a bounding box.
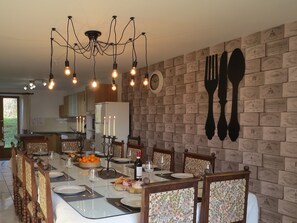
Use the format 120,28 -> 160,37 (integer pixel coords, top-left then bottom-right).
161,155 -> 164,163
113,116 -> 116,136
108,116 -> 111,136
79,116 -> 82,132
76,116 -> 78,131
82,117 -> 85,133
103,117 -> 106,135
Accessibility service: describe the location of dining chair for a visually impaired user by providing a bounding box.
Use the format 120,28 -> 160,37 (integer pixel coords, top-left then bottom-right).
60,138 -> 80,153
183,150 -> 216,176
16,150 -> 25,221
111,140 -> 124,158
141,178 -> 199,223
23,138 -> 49,155
127,135 -> 141,146
127,143 -> 145,162
37,162 -> 54,223
152,145 -> 175,171
23,155 -> 38,223
199,166 -> 250,223
11,143 -> 19,216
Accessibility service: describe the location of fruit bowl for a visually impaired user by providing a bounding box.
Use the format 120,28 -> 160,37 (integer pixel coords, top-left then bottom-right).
78,154 -> 101,168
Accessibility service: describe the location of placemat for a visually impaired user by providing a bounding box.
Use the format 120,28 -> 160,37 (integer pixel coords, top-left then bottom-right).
53,185 -> 103,202
110,159 -> 132,164
50,172 -> 75,183
97,170 -> 129,180
106,198 -> 140,213
34,164 -> 56,171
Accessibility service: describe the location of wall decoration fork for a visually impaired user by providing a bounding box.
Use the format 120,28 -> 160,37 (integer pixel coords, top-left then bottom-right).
204,54 -> 218,140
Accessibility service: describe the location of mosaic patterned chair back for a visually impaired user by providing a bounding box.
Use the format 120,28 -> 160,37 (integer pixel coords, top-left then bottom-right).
200,166 -> 250,223
16,152 -> 24,183
111,140 -> 124,158
141,178 -> 199,223
24,156 -> 37,199
152,146 -> 175,171
11,146 -> 17,177
183,151 -> 216,176
127,144 -> 145,162
24,139 -> 49,154
37,164 -> 53,223
61,140 -> 80,152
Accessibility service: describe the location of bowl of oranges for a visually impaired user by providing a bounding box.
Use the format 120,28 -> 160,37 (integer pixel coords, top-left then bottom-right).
78,154 -> 101,168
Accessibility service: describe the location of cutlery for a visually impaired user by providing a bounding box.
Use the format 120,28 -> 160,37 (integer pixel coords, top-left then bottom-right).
227,48 -> 245,141
114,201 -> 133,212
204,54 -> 218,140
217,51 -> 228,141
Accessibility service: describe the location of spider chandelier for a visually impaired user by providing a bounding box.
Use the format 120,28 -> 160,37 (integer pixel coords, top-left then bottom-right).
48,15 -> 149,90
23,79 -> 47,91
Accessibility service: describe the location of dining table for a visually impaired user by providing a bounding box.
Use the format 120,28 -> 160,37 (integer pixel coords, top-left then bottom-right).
43,152 -> 259,223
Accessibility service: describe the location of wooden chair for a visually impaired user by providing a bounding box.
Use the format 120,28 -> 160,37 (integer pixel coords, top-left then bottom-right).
141,178 -> 199,223
127,143 -> 145,162
16,151 -> 25,221
60,138 -> 80,153
11,143 -> 19,216
127,135 -> 141,146
199,166 -> 250,223
23,138 -> 49,155
152,145 -> 175,171
37,162 -> 54,223
183,150 -> 216,176
111,140 -> 124,158
23,155 -> 38,223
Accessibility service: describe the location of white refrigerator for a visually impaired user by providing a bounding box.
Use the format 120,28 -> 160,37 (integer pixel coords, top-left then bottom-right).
95,102 -> 129,155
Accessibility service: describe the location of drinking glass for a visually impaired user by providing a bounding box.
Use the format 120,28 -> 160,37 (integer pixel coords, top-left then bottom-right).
88,168 -> 98,197
126,150 -> 132,162
144,160 -> 154,182
158,155 -> 165,176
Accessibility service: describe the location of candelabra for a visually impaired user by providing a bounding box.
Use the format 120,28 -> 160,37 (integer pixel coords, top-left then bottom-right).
77,132 -> 86,154
100,135 -> 117,176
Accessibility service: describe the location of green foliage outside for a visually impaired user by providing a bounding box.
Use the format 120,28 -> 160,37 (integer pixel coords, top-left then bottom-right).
4,118 -> 18,148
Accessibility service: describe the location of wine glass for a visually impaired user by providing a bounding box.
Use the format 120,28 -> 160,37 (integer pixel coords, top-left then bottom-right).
144,160 -> 154,182
158,155 -> 165,176
126,150 -> 132,162
88,168 -> 97,197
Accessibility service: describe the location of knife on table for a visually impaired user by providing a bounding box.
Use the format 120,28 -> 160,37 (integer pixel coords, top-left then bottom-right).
217,51 -> 228,141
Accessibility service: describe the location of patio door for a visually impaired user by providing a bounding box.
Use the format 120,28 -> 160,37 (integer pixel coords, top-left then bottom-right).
0,96 -> 19,159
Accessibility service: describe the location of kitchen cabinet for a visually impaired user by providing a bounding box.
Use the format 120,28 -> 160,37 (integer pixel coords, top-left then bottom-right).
77,91 -> 86,116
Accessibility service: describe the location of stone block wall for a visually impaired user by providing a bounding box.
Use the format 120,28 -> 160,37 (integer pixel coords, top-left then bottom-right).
122,20 -> 297,222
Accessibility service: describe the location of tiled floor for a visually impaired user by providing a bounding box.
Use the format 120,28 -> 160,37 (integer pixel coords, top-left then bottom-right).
0,160 -> 20,223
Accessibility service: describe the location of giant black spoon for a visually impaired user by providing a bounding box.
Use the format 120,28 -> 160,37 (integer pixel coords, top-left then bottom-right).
227,48 -> 245,141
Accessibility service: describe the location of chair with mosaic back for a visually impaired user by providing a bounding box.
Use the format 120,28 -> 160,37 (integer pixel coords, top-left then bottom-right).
37,162 -> 54,223
127,143 -> 145,162
111,140 -> 124,158
141,178 -> 199,223
11,142 -> 19,216
15,150 -> 25,221
60,138 -> 80,153
127,135 -> 141,146
152,145 -> 175,171
183,150 -> 216,177
23,154 -> 38,223
199,166 -> 250,223
23,138 -> 49,155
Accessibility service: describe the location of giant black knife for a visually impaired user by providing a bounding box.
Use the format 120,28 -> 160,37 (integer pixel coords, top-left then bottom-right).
217,51 -> 228,141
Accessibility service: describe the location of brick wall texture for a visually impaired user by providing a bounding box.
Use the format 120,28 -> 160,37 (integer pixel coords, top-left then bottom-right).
122,20 -> 297,222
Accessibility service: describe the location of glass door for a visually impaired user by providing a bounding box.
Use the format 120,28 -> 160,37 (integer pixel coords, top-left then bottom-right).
0,96 -> 19,159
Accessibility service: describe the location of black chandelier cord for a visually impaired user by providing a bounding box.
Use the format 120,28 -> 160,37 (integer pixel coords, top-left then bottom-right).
49,31 -> 54,75
65,17 -> 70,61
131,18 -> 137,62
93,55 -> 96,80
143,33 -> 148,73
73,44 -> 77,74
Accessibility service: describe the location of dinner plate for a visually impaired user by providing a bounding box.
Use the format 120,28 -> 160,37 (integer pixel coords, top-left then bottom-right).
113,158 -> 131,163
53,185 -> 85,195
171,173 -> 194,179
32,151 -> 48,156
49,171 -> 64,178
120,196 -> 141,208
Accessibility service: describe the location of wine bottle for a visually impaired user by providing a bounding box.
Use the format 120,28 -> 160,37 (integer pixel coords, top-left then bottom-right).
134,151 -> 142,181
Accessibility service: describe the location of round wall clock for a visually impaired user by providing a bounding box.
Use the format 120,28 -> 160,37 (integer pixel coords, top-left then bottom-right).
149,70 -> 163,94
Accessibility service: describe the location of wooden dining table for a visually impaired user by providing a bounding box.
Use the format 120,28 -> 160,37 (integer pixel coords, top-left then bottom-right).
43,153 -> 259,223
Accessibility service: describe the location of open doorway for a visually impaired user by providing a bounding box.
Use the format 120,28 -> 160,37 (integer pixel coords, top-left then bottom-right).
0,96 -> 19,160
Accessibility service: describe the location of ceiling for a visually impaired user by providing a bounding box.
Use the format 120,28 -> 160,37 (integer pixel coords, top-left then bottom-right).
1,0 -> 297,92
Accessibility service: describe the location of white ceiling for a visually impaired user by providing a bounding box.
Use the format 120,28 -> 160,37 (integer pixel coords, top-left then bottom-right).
1,0 -> 297,91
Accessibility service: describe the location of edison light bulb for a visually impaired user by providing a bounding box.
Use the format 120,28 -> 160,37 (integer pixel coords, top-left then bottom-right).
112,84 -> 117,91
143,78 -> 148,86
72,77 -> 77,84
112,69 -> 118,78
130,67 -> 136,76
130,79 -> 135,86
92,80 -> 98,88
64,60 -> 71,76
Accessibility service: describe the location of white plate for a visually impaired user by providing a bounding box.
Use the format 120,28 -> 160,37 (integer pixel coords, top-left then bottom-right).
113,158 -> 131,163
32,151 -> 48,156
53,185 -> 85,195
49,171 -> 64,178
171,173 -> 194,179
120,196 -> 141,208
